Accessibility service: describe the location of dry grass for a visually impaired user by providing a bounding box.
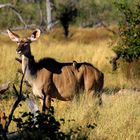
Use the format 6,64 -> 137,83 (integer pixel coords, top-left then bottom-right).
53,90 -> 140,140
0,44 -> 18,83
95,90 -> 140,140
1,90 -> 140,140
1,27 -> 139,87
0,27 -> 140,139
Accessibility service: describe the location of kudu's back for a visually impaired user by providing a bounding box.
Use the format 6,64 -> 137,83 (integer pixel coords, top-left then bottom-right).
35,58 -> 104,100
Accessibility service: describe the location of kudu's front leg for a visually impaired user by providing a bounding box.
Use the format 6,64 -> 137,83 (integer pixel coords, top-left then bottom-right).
45,95 -> 51,113
42,90 -> 51,113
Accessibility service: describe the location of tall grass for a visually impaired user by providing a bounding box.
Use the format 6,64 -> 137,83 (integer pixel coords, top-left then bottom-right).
1,27 -> 139,87
0,44 -> 18,83
0,27 -> 140,139
53,90 -> 140,140
1,90 -> 140,139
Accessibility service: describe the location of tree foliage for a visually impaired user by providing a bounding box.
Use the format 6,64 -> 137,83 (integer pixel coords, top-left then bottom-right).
56,0 -> 78,37
77,0 -> 116,27
0,0 -> 121,30
113,1 -> 140,62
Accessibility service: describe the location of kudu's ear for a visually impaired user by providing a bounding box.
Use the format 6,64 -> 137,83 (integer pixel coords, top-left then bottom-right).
7,29 -> 20,42
29,29 -> 41,42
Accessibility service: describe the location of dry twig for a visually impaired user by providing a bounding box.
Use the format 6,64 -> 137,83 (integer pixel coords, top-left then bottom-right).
2,66 -> 27,140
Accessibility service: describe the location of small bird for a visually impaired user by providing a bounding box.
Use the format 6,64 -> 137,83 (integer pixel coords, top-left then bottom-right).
73,60 -> 79,72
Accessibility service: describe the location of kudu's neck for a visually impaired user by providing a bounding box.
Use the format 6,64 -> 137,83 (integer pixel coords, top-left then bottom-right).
21,46 -> 37,84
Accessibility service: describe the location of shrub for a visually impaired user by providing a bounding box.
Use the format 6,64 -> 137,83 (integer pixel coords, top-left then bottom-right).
113,1 -> 140,62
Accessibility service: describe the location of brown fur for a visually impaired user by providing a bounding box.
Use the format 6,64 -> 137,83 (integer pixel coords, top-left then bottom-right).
7,29 -> 104,112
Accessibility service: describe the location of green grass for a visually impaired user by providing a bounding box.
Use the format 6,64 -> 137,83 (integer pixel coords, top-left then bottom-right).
0,27 -> 140,139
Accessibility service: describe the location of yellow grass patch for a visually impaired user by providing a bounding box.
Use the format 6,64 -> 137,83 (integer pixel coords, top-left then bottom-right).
0,27 -> 139,89
53,90 -> 140,140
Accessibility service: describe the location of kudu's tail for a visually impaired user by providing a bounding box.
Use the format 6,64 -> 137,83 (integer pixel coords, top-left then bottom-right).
97,72 -> 104,92
96,72 -> 104,105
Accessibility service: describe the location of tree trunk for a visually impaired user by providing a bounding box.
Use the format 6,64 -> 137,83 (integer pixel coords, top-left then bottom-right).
46,0 -> 54,31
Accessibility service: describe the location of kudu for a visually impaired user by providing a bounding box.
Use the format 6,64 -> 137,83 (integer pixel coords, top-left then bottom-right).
7,29 -> 104,112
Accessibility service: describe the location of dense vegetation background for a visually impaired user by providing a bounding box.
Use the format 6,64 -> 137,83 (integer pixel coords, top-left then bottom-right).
0,0 -> 138,29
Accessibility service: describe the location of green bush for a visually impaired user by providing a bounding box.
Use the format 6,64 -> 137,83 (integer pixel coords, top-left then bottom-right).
12,106 -> 96,140
113,1 -> 140,62
13,107 -> 67,140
